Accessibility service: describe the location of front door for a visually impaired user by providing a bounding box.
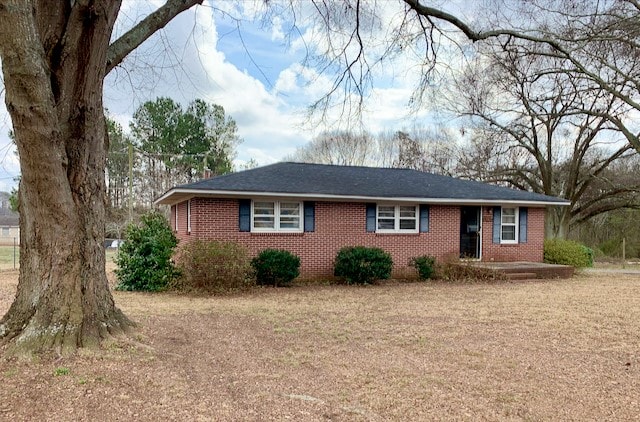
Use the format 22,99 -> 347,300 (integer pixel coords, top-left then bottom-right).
460,206 -> 481,259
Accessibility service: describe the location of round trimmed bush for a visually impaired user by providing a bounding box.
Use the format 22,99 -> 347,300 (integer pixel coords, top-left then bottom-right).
334,246 -> 393,284
251,249 -> 300,287
544,238 -> 593,268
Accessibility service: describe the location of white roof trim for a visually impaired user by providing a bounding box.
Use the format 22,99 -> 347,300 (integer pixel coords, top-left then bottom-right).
155,188 -> 570,207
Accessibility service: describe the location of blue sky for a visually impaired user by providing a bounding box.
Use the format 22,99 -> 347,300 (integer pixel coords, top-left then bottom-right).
0,0 -> 446,192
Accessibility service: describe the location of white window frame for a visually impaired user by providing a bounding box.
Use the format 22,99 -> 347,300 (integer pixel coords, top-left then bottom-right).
251,200 -> 303,233
500,206 -> 519,244
376,204 -> 419,234
187,199 -> 192,233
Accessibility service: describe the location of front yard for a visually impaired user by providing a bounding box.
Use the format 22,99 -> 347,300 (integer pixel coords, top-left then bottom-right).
0,269 -> 638,420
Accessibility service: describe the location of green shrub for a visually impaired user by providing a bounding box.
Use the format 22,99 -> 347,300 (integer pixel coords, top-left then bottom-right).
598,238 -> 639,259
598,238 -> 621,257
115,212 -> 179,291
581,244 -> 594,266
251,249 -> 300,287
174,240 -> 255,294
409,255 -> 437,280
543,238 -> 593,268
591,247 -> 606,260
333,246 -> 393,284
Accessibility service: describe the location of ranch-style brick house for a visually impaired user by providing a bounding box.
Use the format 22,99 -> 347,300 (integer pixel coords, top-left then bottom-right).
155,162 -> 569,278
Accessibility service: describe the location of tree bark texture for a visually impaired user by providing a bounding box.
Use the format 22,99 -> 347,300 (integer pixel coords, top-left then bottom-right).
545,207 -> 570,239
0,0 -> 134,355
0,0 -> 203,355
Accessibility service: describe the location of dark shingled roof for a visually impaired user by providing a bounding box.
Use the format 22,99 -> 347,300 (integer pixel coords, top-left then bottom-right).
158,162 -> 568,204
0,215 -> 18,226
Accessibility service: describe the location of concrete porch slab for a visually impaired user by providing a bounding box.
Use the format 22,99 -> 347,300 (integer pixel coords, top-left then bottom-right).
468,261 -> 575,279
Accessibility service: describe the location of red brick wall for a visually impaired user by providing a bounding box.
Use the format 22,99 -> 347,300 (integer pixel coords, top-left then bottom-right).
174,198 -> 545,278
480,206 -> 544,262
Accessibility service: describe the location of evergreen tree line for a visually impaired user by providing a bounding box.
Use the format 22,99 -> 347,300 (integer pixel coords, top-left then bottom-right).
106,97 -> 242,211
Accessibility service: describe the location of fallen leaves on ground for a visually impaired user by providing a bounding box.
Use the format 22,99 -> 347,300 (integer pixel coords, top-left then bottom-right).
0,270 -> 639,421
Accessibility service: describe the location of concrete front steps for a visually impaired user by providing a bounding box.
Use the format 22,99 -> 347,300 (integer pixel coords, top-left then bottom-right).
505,272 -> 538,281
470,261 -> 575,280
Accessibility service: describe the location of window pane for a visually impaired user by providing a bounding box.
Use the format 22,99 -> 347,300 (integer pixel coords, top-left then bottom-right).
378,206 -> 395,218
502,208 -> 516,224
254,216 -> 275,228
280,202 -> 300,216
254,202 -> 274,215
399,206 -> 415,218
399,219 -> 416,230
503,215 -> 516,224
502,226 -> 516,241
280,216 -> 300,229
378,219 -> 395,230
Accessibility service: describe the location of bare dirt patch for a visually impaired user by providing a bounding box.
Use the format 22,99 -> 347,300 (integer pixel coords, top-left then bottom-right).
1,270 -> 639,420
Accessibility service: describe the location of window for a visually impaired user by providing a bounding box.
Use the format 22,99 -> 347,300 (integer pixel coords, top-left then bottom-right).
501,207 -> 518,243
376,205 -> 418,233
1,227 -> 9,237
252,201 -> 302,232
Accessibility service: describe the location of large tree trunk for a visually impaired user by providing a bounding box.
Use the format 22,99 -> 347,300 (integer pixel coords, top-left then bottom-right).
545,206 -> 570,239
0,0 -> 133,356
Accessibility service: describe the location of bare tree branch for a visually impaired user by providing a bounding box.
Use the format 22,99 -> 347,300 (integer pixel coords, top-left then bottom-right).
403,0 -> 640,152
106,0 -> 204,74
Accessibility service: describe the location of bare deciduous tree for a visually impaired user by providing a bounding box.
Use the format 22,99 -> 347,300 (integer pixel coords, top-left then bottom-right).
303,0 -> 640,153
290,131 -> 374,166
377,128 -> 457,174
445,50 -> 639,237
291,126 -> 458,175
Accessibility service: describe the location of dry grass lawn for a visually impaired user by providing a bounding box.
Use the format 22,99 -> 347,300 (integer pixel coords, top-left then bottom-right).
0,267 -> 639,421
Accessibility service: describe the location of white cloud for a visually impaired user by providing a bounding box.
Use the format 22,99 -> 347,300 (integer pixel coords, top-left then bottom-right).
188,4 -> 313,163
273,63 -> 334,101
107,112 -> 134,133
270,58 -> 432,137
263,1 -> 447,137
271,16 -> 285,42
273,67 -> 298,93
0,0 -> 468,195
104,1 -> 317,167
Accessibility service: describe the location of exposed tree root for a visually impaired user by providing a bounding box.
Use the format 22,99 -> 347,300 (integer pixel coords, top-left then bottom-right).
1,305 -> 136,359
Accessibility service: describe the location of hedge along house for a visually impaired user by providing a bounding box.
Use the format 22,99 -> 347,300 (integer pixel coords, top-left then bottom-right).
155,162 -> 569,278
